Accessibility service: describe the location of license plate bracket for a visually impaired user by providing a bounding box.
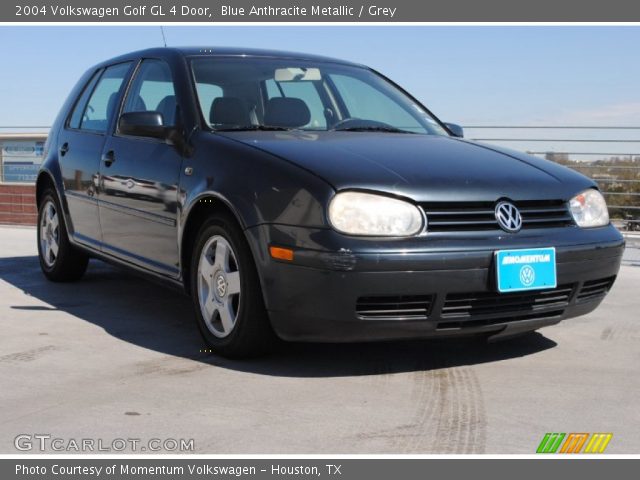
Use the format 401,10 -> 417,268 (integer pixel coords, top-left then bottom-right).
495,247 -> 557,293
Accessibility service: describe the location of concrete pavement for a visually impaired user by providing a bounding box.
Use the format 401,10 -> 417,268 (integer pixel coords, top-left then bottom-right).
0,226 -> 638,454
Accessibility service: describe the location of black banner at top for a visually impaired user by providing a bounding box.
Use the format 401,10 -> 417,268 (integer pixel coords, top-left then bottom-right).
4,0 -> 640,22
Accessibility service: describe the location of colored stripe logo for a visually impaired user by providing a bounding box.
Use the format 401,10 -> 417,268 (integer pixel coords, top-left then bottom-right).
584,433 -> 613,453
537,433 -> 612,453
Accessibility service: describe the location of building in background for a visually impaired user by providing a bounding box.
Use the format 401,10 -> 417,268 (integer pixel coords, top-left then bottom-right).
0,133 -> 46,225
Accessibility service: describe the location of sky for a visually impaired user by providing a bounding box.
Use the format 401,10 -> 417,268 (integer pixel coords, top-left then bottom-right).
1,25 -> 640,154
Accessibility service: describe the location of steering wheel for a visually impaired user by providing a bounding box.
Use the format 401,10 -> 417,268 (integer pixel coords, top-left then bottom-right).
332,118 -> 397,130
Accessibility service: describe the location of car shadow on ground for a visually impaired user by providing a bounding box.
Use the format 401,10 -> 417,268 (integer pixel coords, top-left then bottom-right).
1,255 -> 557,378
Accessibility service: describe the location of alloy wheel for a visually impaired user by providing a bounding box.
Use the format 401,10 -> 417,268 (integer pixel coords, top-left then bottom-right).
40,200 -> 60,268
197,235 -> 242,338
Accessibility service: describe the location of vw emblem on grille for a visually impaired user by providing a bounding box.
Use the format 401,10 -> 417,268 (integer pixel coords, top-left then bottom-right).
495,201 -> 522,233
520,265 -> 535,287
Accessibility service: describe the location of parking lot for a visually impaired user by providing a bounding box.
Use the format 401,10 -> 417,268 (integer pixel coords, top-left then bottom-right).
1,225 -> 639,454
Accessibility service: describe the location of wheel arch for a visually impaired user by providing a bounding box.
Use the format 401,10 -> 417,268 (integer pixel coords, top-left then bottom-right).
36,168 -> 73,230
180,193 -> 257,295
36,169 -> 58,208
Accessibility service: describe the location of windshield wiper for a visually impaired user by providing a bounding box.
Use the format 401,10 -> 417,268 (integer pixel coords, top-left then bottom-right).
331,126 -> 417,134
214,125 -> 293,132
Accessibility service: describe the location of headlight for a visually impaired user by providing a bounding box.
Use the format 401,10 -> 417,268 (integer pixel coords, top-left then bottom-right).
328,191 -> 424,236
569,189 -> 609,228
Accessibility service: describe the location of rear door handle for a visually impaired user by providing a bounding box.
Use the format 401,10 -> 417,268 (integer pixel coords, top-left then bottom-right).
59,143 -> 69,156
102,150 -> 115,167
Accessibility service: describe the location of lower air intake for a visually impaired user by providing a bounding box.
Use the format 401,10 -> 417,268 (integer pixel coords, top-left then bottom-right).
356,295 -> 434,321
437,285 -> 574,330
576,276 -> 616,302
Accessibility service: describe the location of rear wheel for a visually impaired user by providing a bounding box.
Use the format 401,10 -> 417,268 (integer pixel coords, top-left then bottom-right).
37,190 -> 89,282
190,214 -> 276,357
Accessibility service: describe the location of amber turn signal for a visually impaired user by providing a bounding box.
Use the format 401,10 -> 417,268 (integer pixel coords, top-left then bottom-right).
269,246 -> 294,261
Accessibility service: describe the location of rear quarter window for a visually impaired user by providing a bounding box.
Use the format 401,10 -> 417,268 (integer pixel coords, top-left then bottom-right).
67,71 -> 101,130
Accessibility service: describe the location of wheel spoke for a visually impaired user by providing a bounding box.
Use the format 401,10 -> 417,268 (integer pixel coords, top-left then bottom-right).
219,301 -> 235,333
214,240 -> 230,271
202,291 -> 217,324
199,252 -> 215,282
50,213 -> 59,232
226,271 -> 241,295
50,239 -> 59,257
45,240 -> 53,263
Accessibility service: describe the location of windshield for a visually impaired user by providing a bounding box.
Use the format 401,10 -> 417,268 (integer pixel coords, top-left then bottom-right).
190,57 -> 448,135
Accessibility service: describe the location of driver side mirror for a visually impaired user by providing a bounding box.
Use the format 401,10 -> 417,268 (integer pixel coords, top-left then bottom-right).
119,111 -> 173,140
444,123 -> 464,138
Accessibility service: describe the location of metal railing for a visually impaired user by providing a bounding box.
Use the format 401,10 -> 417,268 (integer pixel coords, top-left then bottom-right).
467,126 -> 640,222
1,125 -> 639,223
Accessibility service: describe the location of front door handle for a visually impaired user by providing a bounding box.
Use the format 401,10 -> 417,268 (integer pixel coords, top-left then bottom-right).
59,143 -> 69,156
102,150 -> 115,167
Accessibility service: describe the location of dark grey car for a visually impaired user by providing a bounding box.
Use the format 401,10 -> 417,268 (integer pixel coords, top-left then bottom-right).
36,47 -> 624,357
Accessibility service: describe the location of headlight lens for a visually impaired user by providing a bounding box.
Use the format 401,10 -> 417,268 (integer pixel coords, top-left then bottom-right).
569,189 -> 609,228
328,191 -> 424,236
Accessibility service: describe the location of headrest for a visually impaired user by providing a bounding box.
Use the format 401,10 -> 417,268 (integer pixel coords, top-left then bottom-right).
106,92 -> 120,119
156,95 -> 176,125
210,97 -> 250,126
264,97 -> 310,128
130,95 -> 147,112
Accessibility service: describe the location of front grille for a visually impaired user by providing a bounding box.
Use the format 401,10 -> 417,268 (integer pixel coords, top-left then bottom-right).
437,284 -> 574,330
356,295 -> 434,320
577,276 -> 616,302
420,200 -> 574,232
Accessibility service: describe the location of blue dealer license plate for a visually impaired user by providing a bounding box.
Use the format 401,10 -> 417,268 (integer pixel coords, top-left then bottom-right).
495,247 -> 557,293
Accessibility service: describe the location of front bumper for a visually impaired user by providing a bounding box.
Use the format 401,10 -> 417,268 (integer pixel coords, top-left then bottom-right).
245,224 -> 625,342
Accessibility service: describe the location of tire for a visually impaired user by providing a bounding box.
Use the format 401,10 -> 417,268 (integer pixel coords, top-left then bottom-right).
37,189 -> 89,282
190,213 -> 277,358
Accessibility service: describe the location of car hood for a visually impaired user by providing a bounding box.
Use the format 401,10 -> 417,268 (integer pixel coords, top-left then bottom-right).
219,131 -> 594,202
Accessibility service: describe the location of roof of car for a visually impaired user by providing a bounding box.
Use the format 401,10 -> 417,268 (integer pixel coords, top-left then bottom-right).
94,47 -> 364,69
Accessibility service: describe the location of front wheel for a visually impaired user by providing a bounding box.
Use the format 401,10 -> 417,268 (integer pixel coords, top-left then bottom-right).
190,214 -> 277,357
37,190 -> 89,282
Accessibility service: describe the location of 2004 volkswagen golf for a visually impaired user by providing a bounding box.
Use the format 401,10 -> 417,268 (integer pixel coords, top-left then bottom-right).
37,47 -> 624,357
